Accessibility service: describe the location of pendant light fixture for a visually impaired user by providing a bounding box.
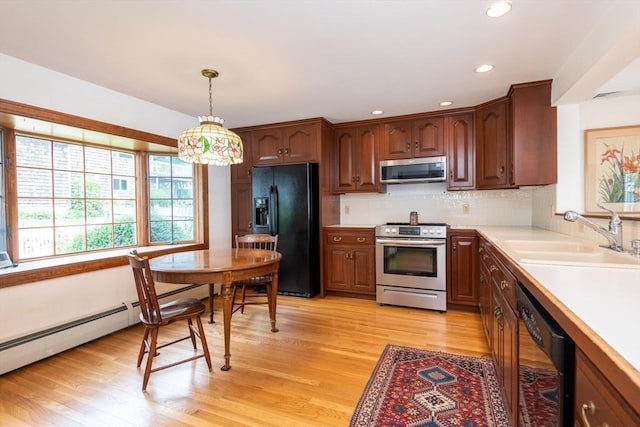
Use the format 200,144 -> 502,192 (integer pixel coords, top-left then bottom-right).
177,69 -> 243,165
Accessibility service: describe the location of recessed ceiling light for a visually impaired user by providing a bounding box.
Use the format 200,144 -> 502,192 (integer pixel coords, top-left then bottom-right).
439,101 -> 453,106
475,64 -> 494,73
486,1 -> 512,18
371,110 -> 383,115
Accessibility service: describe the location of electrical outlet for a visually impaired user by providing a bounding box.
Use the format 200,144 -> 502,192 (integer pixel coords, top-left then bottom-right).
462,203 -> 470,214
344,205 -> 350,215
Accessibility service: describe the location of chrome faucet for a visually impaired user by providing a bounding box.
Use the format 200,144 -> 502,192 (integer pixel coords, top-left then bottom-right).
563,204 -> 623,252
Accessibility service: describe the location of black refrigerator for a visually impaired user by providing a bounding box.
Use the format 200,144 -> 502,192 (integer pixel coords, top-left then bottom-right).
251,163 -> 319,297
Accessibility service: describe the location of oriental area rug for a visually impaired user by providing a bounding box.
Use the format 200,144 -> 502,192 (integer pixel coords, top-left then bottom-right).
350,345 -> 509,427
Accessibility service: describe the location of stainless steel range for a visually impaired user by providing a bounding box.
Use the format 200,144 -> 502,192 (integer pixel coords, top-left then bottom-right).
375,223 -> 447,312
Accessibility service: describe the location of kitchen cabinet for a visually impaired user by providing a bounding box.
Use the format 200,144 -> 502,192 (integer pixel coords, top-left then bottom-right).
478,240 -> 492,343
445,112 -> 475,190
230,130 -> 253,184
475,98 -> 509,189
334,124 -> 380,193
323,227 -> 376,296
230,131 -> 253,243
475,80 -> 557,189
230,182 -> 253,243
252,121 -> 324,166
574,349 -> 640,427
380,116 -> 444,160
447,229 -> 479,307
479,237 -> 518,426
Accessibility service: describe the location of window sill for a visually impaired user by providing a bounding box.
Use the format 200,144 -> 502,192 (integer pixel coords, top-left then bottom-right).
0,243 -> 207,288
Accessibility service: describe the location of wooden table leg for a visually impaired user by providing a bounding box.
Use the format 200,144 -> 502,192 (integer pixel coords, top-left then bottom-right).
269,268 -> 279,333
208,283 -> 215,324
221,277 -> 232,371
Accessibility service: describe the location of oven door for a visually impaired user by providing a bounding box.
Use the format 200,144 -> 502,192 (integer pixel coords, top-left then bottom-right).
375,238 -> 446,290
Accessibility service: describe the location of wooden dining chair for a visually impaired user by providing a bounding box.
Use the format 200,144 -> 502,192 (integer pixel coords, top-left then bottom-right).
128,250 -> 212,391
232,234 -> 279,320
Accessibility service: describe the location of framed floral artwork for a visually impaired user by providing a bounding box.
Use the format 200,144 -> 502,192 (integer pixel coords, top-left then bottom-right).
585,125 -> 640,215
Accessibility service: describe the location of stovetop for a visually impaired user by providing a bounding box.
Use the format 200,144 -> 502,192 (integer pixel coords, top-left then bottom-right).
376,223 -> 448,239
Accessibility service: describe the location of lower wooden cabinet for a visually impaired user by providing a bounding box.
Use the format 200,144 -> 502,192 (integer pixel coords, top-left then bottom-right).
323,227 -> 375,296
447,229 -> 479,306
574,349 -> 640,426
479,237 -> 518,426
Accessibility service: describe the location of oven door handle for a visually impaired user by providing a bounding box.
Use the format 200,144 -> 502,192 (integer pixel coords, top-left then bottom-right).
375,238 -> 446,247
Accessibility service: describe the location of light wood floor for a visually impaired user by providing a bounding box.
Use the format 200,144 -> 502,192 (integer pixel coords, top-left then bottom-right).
0,295 -> 490,427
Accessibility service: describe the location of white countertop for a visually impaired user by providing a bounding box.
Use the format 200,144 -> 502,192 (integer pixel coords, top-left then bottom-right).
474,226 -> 640,373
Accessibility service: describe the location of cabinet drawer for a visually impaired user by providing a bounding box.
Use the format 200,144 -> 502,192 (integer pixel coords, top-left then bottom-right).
574,349 -> 640,426
325,231 -> 374,245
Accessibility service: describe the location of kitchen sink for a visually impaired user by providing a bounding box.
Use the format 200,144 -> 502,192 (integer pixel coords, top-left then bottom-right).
499,239 -> 640,268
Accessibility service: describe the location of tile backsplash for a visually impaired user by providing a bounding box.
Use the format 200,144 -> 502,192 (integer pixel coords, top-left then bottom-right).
339,182 -> 535,226
339,183 -> 640,249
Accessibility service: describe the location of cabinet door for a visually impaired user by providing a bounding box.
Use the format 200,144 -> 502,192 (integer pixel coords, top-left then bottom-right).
502,300 -> 519,426
478,246 -> 492,342
284,124 -> 319,163
253,128 -> 283,165
334,128 -> 356,192
574,349 -> 640,426
448,233 -> 479,306
352,246 -> 376,293
230,130 -> 252,184
413,116 -> 444,157
230,182 -> 252,245
381,121 -> 412,160
476,99 -> 510,189
446,113 -> 474,190
354,126 -> 379,192
325,246 -> 352,291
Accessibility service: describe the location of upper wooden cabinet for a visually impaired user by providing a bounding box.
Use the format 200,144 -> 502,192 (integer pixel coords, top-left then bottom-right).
475,98 -> 509,189
252,121 -> 323,166
475,80 -> 557,189
445,113 -> 475,190
334,124 -> 380,193
230,130 -> 253,184
380,116 -> 445,160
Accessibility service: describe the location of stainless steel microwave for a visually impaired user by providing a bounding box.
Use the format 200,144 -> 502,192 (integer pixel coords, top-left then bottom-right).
379,156 -> 446,184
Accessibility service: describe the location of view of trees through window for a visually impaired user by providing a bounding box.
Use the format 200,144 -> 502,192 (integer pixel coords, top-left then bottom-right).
16,136 -> 137,259
148,155 -> 194,243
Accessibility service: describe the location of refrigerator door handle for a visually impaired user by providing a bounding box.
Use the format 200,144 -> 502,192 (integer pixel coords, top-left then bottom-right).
273,185 -> 279,235
268,185 -> 274,235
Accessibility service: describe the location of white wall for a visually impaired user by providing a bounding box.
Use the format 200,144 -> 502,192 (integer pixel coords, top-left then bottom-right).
0,54 -> 231,346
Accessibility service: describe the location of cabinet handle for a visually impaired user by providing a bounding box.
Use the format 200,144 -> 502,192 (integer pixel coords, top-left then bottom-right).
500,280 -> 509,290
406,142 -> 411,152
450,170 -> 453,179
415,141 -> 418,149
352,176 -> 357,183
499,165 -> 505,176
333,236 -> 342,242
482,254 -> 489,260
478,247 -> 484,253
247,169 -> 251,177
278,148 -> 283,155
580,401 -> 596,427
355,175 -> 361,183
490,265 -> 498,272
356,237 -> 365,242
284,148 -> 289,155
453,242 -> 457,251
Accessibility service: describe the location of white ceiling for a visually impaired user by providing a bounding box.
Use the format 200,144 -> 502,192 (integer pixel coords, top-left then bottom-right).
0,0 -> 639,129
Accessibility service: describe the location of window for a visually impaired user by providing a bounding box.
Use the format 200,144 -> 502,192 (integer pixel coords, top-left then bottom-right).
15,136 -> 138,259
0,129 -> 5,253
148,155 -> 194,243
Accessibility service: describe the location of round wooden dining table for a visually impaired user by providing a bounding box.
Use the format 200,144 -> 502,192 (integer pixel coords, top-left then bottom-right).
149,248 -> 282,371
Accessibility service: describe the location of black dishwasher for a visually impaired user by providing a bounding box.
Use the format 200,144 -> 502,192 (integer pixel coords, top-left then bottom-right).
516,284 -> 574,426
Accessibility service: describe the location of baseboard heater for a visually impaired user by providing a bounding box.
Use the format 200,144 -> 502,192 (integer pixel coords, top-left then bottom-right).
0,284 -> 204,375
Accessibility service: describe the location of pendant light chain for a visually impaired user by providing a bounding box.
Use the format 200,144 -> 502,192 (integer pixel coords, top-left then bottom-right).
208,75 -> 213,117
